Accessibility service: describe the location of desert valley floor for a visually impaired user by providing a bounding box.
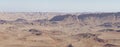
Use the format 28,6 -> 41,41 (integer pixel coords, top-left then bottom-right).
0,12 -> 120,47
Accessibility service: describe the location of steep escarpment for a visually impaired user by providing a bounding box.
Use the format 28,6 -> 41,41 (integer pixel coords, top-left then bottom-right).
49,12 -> 120,26
49,14 -> 79,25
50,14 -> 78,22
78,12 -> 120,25
1,12 -> 120,25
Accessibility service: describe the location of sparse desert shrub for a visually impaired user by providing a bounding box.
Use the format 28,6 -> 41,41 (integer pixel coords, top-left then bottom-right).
50,30 -> 63,35
98,29 -> 120,32
67,44 -> 73,47
106,29 -> 115,31
6,26 -> 18,31
98,29 -> 115,32
73,33 -> 97,39
116,30 -> 120,32
113,22 -> 120,26
99,22 -> 112,27
51,21 -> 58,24
104,44 -> 117,47
117,26 -> 120,28
29,29 -> 42,35
94,38 -> 105,43
0,20 -> 7,24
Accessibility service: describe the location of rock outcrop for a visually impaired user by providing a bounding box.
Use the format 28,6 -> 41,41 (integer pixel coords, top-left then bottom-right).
28,29 -> 42,35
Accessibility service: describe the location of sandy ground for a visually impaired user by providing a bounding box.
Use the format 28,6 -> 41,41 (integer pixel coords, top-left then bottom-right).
0,12 -> 120,47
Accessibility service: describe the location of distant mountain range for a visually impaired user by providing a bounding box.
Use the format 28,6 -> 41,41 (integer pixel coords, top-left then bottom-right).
1,12 -> 120,26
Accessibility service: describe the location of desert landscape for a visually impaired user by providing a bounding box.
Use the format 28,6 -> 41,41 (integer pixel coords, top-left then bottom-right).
0,12 -> 120,47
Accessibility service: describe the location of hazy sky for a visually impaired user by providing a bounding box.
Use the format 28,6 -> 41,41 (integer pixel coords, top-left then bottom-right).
0,0 -> 120,12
